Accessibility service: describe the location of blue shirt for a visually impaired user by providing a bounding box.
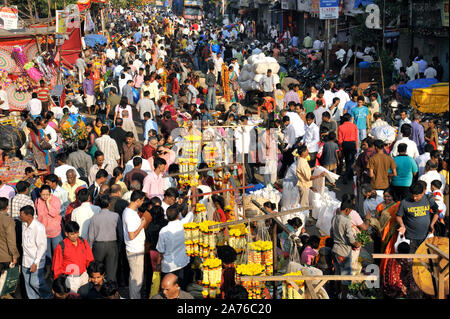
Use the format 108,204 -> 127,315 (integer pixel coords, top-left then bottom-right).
144,119 -> 158,140
391,155 -> 418,187
134,31 -> 142,43
344,100 -> 357,115
351,106 -> 369,130
410,121 -> 425,153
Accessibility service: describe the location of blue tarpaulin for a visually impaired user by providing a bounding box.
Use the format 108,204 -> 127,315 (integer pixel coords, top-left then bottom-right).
84,34 -> 107,48
397,78 -> 439,100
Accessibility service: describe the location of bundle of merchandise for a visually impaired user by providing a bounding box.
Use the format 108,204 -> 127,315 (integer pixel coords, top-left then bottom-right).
248,241 -> 274,275
281,271 -> 305,299
178,134 -> 201,187
227,224 -> 248,262
238,53 -> 280,92
194,203 -> 207,223
235,263 -> 266,299
201,258 -> 222,299
184,221 -> 225,260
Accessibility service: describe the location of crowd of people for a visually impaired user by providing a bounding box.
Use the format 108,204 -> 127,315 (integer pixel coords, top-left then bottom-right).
0,5 -> 448,300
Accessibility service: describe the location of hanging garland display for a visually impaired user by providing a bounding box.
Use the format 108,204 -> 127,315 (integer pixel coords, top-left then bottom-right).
201,258 -> 222,299
281,271 -> 306,299
221,63 -> 230,102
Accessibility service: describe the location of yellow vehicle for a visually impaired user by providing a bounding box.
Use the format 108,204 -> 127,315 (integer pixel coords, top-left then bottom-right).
410,82 -> 449,114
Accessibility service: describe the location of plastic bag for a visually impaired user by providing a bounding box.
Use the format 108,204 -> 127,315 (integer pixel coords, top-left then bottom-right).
0,265 -> 20,296
369,125 -> 396,144
149,271 -> 161,298
287,241 -> 302,273
394,233 -> 410,253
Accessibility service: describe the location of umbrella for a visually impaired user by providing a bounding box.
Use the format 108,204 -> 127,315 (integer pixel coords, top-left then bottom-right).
281,77 -> 299,91
6,84 -> 30,111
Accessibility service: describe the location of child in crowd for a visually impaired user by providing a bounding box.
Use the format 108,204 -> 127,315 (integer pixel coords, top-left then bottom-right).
300,235 -> 320,265
431,179 -> 447,236
319,132 -> 340,175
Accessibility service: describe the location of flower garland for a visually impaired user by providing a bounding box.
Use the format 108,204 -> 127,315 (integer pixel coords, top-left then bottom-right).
194,203 -> 207,223
281,271 -> 305,299
201,258 -> 222,299
248,240 -> 273,275
228,224 -> 248,257
235,263 -> 266,299
221,63 -> 230,102
184,221 -> 225,260
178,134 -> 202,187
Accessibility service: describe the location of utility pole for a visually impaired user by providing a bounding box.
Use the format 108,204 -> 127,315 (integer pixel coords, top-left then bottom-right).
324,19 -> 329,71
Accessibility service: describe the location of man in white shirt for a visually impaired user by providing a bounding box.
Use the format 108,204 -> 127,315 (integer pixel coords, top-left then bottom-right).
334,83 -> 350,119
397,110 -> 411,139
284,109 -> 305,139
302,112 -> 320,167
312,39 -> 323,51
0,85 -> 9,114
149,75 -> 160,103
361,184 -> 384,217
106,44 -> 116,61
26,93 -> 42,119
282,116 -> 297,150
390,124 -> 420,159
122,190 -> 147,299
424,66 -> 437,79
234,116 -> 257,183
54,153 -> 80,184
71,188 -> 101,239
19,205 -> 52,299
156,204 -> 193,290
95,126 -> 121,170
415,144 -> 433,177
419,160 -> 446,194
211,51 -> 224,80
323,83 -> 335,108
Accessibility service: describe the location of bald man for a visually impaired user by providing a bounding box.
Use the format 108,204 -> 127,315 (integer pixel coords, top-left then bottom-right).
62,169 -> 88,202
151,273 -> 193,299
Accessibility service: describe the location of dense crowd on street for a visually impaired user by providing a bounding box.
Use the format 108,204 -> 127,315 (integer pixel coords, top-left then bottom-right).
0,5 -> 448,300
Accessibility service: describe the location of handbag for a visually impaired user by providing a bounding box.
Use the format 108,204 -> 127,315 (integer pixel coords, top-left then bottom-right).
0,265 -> 20,296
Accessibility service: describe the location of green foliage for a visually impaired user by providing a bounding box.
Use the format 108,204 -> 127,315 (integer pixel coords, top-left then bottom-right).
356,230 -> 373,246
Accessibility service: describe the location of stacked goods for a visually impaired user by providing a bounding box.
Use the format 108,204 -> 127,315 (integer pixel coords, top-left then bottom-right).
281,271 -> 305,299
238,53 -> 280,92
184,221 -> 224,260
248,241 -> 273,275
201,258 -> 222,299
235,263 -> 266,299
228,224 -> 248,260
0,159 -> 34,184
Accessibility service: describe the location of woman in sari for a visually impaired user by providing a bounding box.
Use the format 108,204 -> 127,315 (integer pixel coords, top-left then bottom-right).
228,65 -> 238,102
86,123 -> 98,160
27,118 -> 50,174
373,188 -> 401,277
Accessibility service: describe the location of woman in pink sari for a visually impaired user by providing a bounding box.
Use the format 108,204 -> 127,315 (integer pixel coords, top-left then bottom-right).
27,118 -> 50,174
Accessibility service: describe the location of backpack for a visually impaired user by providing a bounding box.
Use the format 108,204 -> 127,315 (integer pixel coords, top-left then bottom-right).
59,237 -> 88,255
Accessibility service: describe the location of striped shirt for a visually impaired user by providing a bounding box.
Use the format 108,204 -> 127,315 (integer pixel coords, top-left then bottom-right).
10,194 -> 34,220
283,90 -> 300,105
94,135 -> 121,170
37,87 -> 49,102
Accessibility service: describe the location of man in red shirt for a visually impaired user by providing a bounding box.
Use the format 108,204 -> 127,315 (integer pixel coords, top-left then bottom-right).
52,221 -> 94,293
338,113 -> 358,184
36,80 -> 50,116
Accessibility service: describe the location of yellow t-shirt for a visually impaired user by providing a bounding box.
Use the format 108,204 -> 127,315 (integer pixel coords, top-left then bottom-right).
296,90 -> 304,103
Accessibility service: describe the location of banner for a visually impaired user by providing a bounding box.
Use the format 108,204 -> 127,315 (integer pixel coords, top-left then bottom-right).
297,0 -> 310,12
310,0 -> 320,14
56,10 -> 67,34
320,0 -> 339,19
0,6 -> 18,30
443,0 -> 449,27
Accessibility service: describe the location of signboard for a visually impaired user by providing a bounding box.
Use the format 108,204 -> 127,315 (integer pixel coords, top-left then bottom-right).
297,0 -> 310,12
0,6 -> 19,30
184,0 -> 202,6
319,0 -> 339,19
281,0 -> 289,10
56,10 -> 68,34
443,0 -> 449,27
